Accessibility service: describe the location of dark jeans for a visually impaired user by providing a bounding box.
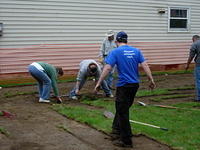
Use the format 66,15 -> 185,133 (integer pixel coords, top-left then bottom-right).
112,83 -> 139,144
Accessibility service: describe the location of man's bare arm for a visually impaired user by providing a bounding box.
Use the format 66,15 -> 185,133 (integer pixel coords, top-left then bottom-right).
94,64 -> 112,92
141,61 -> 156,89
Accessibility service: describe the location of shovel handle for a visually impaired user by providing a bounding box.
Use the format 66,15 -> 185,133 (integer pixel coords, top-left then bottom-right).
160,127 -> 168,131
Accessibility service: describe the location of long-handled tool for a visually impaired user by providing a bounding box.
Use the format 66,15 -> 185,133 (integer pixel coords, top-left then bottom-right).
103,111 -> 168,131
138,101 -> 178,109
138,101 -> 200,111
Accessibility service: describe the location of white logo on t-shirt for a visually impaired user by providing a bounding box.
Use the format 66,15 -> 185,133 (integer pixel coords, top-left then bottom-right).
124,50 -> 135,58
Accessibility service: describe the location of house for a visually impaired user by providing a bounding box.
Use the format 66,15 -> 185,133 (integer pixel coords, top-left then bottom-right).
0,0 -> 200,76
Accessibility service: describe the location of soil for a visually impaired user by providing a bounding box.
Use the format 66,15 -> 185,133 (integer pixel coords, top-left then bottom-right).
0,73 -> 195,150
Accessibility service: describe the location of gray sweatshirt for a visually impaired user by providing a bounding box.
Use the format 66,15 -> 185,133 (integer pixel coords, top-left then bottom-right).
99,38 -> 117,58
190,40 -> 200,66
76,59 -> 101,81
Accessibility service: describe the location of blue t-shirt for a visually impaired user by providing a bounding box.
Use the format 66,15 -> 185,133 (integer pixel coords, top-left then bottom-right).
105,45 -> 145,87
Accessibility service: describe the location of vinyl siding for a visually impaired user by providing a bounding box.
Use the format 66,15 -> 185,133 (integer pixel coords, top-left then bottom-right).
0,0 -> 200,74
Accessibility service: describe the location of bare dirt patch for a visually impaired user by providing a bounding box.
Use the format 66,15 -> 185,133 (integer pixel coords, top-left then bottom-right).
0,73 -> 195,150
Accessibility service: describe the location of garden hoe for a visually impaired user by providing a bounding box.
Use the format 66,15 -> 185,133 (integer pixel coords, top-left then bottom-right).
103,111 -> 168,131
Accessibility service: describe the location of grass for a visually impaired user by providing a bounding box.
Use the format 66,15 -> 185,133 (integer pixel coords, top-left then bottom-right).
3,91 -> 37,98
169,86 -> 195,91
136,85 -> 194,98
52,104 -> 112,133
0,82 -> 37,88
2,85 -> 193,99
112,70 -> 193,79
172,102 -> 200,109
0,78 -> 76,88
53,99 -> 200,150
0,127 -> 10,136
150,94 -> 193,102
150,70 -> 193,76
131,103 -> 200,150
136,89 -> 170,97
0,70 -> 193,88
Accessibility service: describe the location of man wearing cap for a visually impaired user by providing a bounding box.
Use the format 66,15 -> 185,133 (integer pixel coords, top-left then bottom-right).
99,30 -> 117,89
95,31 -> 155,148
69,59 -> 113,100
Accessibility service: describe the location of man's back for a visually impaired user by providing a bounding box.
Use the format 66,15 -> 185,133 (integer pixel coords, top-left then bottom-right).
105,45 -> 145,86
190,40 -> 200,65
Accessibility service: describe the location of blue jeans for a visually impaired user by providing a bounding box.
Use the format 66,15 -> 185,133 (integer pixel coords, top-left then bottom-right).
69,77 -> 112,98
194,66 -> 200,101
28,65 -> 51,100
104,57 -> 115,88
106,69 -> 114,88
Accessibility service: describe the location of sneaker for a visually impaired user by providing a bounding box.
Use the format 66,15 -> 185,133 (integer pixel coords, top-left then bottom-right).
110,94 -> 114,98
71,96 -> 78,100
106,94 -> 114,98
113,140 -> 133,148
39,98 -> 50,103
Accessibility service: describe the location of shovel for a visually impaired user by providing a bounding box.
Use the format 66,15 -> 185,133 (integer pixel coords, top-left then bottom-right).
103,111 -> 168,131
138,101 -> 200,111
138,101 -> 178,109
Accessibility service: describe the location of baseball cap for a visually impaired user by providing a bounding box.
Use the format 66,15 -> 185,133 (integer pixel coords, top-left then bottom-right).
116,31 -> 128,42
90,67 -> 97,73
105,30 -> 115,37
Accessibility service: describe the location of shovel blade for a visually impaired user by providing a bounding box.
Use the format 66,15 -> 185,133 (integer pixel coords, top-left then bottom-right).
103,111 -> 114,119
138,101 -> 147,106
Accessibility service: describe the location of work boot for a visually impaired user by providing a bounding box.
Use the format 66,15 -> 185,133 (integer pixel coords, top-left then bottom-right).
110,133 -> 120,141
56,99 -> 62,104
113,139 -> 133,148
109,129 -> 120,141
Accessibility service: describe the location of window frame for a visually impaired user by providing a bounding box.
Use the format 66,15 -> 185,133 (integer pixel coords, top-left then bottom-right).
168,7 -> 191,32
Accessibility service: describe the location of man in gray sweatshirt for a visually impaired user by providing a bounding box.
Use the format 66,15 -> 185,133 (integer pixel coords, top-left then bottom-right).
185,35 -> 200,102
69,59 -> 113,100
99,30 -> 117,89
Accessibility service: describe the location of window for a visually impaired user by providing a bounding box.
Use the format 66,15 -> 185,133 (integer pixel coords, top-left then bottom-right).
168,7 -> 190,32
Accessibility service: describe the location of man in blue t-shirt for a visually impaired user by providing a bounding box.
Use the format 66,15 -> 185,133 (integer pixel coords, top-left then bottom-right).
94,31 -> 156,148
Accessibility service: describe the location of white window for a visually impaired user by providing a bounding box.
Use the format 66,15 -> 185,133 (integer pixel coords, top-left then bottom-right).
168,7 -> 190,32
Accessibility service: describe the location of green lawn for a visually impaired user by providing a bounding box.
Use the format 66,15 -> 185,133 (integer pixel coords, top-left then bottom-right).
53,99 -> 200,150
0,127 -> 9,136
